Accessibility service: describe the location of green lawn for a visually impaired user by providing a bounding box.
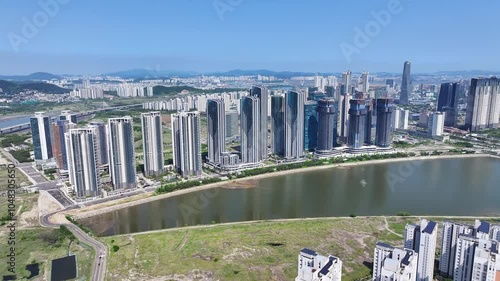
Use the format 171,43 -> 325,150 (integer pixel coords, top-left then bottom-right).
102,217 -> 402,281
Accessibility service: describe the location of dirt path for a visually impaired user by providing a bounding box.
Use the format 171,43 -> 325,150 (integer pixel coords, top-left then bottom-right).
383,216 -> 403,238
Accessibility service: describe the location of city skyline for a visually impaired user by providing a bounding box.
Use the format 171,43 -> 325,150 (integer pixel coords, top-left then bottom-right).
2,0 -> 500,74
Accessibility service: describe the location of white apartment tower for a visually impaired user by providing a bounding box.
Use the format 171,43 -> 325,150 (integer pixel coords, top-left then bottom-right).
108,117 -> 137,190
171,111 -> 202,178
141,112 -> 164,177
373,242 -> 418,281
65,128 -> 100,198
416,220 -> 438,281
296,248 -> 342,281
440,222 -> 475,277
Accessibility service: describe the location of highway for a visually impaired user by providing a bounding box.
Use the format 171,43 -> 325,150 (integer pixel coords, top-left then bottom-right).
40,210 -> 107,281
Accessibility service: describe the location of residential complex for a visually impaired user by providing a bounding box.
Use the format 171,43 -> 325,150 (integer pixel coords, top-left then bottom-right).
465,77 -> 500,131
65,128 -> 100,198
108,117 -> 137,190
171,111 -> 202,178
372,242 -> 418,281
141,112 -> 164,177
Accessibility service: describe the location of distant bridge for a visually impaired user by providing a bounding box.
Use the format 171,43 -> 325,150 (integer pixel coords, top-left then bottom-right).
0,104 -> 142,135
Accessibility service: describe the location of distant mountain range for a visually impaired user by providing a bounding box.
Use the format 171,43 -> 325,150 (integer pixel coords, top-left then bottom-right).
0,72 -> 62,81
0,80 -> 70,95
1,69 -> 500,81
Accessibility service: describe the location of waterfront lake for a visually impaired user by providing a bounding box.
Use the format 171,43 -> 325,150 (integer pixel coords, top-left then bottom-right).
82,157 -> 500,236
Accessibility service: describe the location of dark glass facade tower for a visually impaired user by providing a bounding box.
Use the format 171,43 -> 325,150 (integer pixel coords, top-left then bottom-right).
304,101 -> 318,151
375,99 -> 394,147
316,99 -> 338,152
400,61 -> 411,105
347,99 -> 367,149
250,86 -> 268,159
365,99 -> 375,145
271,95 -> 285,156
240,96 -> 260,163
438,83 -> 460,127
207,99 -> 226,164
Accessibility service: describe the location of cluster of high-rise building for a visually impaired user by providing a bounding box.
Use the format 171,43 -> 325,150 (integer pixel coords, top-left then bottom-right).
372,219 -> 500,281
31,110 -> 167,197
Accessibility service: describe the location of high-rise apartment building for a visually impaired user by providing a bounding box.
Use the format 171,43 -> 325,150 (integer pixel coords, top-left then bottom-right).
304,101 -> 318,151
271,95 -> 285,156
454,234 -> 478,281
171,111 -> 202,178
429,112 -> 445,137
52,120 -> 76,170
439,222 -> 475,277
347,99 -> 367,149
342,70 -> 352,94
108,117 -> 136,190
285,91 -> 305,159
375,99 -> 394,148
141,112 -> 164,177
465,77 -> 500,132
59,110 -> 77,124
361,72 -> 370,94
207,99 -> 226,164
316,99 -> 338,153
87,122 -> 108,166
438,83 -> 460,127
240,96 -> 261,163
416,220 -> 438,281
250,86 -> 269,159
372,242 -> 418,281
339,93 -> 351,143
30,112 -> 53,160
225,110 -> 239,141
65,128 -> 100,198
296,248 -> 342,281
400,61 -> 411,105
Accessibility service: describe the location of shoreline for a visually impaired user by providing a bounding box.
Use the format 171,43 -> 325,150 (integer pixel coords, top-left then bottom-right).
71,153 -> 499,220
111,215 -> 500,237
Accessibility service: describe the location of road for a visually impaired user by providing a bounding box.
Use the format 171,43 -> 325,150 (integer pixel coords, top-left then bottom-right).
40,211 -> 107,281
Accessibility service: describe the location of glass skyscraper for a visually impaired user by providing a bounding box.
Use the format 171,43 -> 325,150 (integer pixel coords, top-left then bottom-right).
285,91 -> 304,159
347,99 -> 367,149
375,99 -> 394,148
207,99 -> 226,164
304,101 -> 318,151
316,99 -> 338,152
400,61 -> 411,105
271,95 -> 285,156
240,96 -> 260,163
250,86 -> 269,159
172,111 -> 202,178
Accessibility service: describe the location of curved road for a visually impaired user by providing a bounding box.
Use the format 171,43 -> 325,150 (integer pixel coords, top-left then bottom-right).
40,211 -> 107,281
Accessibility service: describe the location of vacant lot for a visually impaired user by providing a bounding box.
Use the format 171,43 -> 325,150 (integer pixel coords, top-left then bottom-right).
102,217 -> 412,281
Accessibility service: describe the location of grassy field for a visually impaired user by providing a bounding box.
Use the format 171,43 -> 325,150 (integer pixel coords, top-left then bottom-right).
0,168 -> 31,191
0,228 -> 94,280
101,217 -> 410,281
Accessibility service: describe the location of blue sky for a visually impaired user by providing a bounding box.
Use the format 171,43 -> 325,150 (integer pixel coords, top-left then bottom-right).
0,0 -> 499,74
